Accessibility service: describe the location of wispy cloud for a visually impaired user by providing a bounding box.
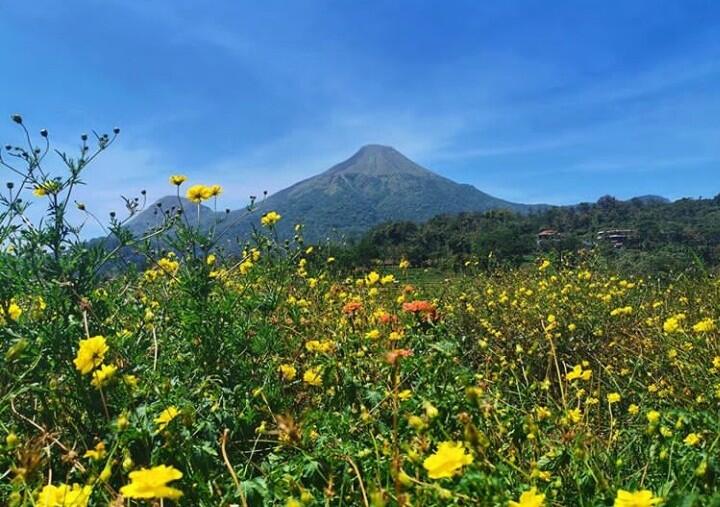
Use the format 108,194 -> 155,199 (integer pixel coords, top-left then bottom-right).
428,134 -> 583,161
559,155 -> 719,175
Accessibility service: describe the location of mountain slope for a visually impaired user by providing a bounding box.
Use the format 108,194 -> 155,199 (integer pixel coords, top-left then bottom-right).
126,144 -> 547,247
221,145 -> 544,242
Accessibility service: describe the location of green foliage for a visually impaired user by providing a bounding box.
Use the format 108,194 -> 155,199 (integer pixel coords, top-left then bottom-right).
340,195 -> 720,275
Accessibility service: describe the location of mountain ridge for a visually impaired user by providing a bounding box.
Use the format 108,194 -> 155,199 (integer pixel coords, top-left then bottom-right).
125,144 -> 548,246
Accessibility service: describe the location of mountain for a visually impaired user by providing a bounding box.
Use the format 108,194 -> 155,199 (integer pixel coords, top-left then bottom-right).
124,195 -> 218,233
627,195 -> 671,205
124,144 -> 547,247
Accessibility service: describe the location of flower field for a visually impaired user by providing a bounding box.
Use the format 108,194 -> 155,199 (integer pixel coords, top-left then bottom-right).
1,125 -> 719,506
3,225 -> 720,505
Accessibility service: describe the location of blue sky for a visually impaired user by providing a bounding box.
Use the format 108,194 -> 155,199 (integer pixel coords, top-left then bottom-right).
1,0 -> 719,232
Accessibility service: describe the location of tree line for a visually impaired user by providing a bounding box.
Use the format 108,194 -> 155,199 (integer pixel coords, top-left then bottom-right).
326,194 -> 720,275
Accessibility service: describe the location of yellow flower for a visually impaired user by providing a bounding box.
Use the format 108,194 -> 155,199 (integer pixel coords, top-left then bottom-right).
305,339 -> 335,353
157,256 -> 179,274
613,489 -> 662,507
566,365 -> 582,381
692,318 -> 715,333
566,364 -> 591,381
303,367 -> 322,386
422,441 -> 473,479
610,306 -> 633,317
83,441 -> 106,461
260,211 -> 282,227
186,184 -> 209,203
539,259 -> 551,271
119,465 -> 183,500
279,364 -> 297,381
423,401 -> 439,419
399,259 -> 411,269
90,364 -> 117,389
530,469 -> 551,482
535,406 -> 552,420
32,180 -> 60,198
365,329 -> 381,340
509,487 -> 546,507
628,404 -> 639,415
407,415 -> 426,431
4,302 -> 22,321
37,483 -> 92,507
73,336 -> 109,375
286,498 -> 302,507
154,406 -> 180,431
116,413 -> 130,430
646,410 -> 661,424
380,274 -> 395,285
684,432 -> 701,446
169,175 -> 187,186
565,408 -> 583,424
207,184 -> 223,197
398,389 -> 412,401
607,392 -> 621,404
663,315 -> 684,334
365,271 -> 380,286
123,374 -> 139,389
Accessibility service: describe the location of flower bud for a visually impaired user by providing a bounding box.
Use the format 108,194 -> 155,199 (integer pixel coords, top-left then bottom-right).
6,432 -> 19,448
5,339 -> 28,361
8,490 -> 21,507
122,455 -> 134,471
99,465 -> 112,482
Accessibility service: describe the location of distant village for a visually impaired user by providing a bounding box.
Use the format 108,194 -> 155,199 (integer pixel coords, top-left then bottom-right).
537,228 -> 638,249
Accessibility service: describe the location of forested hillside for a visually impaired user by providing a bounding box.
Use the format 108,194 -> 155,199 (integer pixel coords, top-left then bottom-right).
341,195 -> 720,273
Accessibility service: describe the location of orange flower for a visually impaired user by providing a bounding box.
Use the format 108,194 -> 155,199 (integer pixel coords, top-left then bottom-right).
377,312 -> 397,325
386,348 -> 413,365
402,300 -> 438,322
342,302 -> 363,315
